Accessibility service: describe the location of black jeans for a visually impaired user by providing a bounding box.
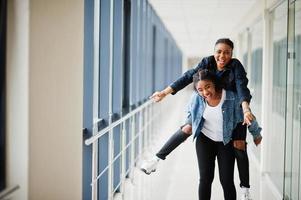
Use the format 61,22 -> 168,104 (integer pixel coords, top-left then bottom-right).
156,123 -> 250,188
232,122 -> 250,188
196,134 -> 236,200
156,128 -> 190,160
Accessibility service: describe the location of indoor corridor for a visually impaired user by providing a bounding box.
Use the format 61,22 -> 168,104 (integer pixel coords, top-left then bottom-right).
1,0 -> 301,200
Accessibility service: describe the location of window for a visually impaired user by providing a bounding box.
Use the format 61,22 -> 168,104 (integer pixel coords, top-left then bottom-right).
269,2 -> 288,193
122,0 -> 131,115
247,19 -> 263,162
240,31 -> 249,71
0,0 -> 7,192
152,25 -> 156,92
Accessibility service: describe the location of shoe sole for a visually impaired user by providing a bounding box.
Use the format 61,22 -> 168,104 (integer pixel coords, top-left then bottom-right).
140,168 -> 156,175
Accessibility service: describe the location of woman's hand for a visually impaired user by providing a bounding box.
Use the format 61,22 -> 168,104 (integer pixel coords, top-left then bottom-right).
242,110 -> 255,125
241,101 -> 254,125
254,136 -> 262,146
150,91 -> 166,102
233,140 -> 246,151
150,86 -> 174,102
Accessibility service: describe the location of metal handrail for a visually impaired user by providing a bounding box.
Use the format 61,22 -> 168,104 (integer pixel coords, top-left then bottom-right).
85,98 -> 158,200
85,100 -> 153,146
0,185 -> 20,199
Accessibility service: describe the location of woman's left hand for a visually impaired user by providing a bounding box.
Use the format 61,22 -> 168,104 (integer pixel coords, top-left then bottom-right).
243,111 -> 255,125
254,136 -> 262,146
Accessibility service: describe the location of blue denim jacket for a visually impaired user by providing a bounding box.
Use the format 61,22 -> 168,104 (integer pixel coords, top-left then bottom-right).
186,90 -> 262,145
170,56 -> 252,104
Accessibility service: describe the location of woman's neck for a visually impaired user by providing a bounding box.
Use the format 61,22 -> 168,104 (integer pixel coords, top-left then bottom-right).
206,90 -> 222,106
217,65 -> 225,71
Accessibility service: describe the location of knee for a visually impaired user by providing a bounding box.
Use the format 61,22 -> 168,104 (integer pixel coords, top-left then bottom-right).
199,176 -> 213,186
219,176 -> 234,188
234,148 -> 248,159
233,140 -> 246,151
199,170 -> 214,185
181,124 -> 192,135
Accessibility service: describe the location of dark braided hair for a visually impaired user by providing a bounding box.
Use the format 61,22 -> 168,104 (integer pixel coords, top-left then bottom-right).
215,38 -> 234,49
193,69 -> 223,92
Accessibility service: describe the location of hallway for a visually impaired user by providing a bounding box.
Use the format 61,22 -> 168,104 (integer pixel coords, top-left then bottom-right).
2,0 -> 301,200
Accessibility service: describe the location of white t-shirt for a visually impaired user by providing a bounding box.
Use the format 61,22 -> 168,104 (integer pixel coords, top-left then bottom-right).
201,89 -> 225,142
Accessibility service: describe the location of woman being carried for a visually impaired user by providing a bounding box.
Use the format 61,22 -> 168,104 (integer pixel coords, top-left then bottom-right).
141,38 -> 262,200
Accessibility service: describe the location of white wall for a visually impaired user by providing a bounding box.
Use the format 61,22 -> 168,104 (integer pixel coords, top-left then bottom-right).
28,0 -> 84,199
6,0 -> 29,199
6,0 -> 84,199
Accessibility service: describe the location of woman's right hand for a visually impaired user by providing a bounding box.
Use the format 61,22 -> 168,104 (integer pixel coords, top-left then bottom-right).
150,91 -> 167,102
241,101 -> 254,125
242,110 -> 255,126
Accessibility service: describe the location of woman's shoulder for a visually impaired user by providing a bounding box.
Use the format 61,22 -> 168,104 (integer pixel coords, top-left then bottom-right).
231,58 -> 241,63
204,55 -> 215,62
196,56 -> 216,70
228,58 -> 244,68
198,55 -> 215,64
225,90 -> 238,99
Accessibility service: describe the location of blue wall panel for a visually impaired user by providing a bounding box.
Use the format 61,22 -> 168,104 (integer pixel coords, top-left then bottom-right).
113,126 -> 121,191
98,134 -> 109,200
112,0 -> 123,119
131,0 -> 138,107
122,0 -> 131,115
83,0 -> 94,199
99,0 -> 111,122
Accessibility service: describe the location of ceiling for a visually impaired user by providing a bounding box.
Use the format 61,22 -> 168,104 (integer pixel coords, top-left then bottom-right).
148,0 -> 257,58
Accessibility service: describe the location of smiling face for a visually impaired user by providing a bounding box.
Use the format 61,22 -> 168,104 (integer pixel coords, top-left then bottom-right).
214,43 -> 233,70
195,79 -> 218,102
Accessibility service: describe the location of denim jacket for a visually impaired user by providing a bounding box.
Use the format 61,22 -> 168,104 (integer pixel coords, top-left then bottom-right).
186,90 -> 262,145
170,56 -> 252,104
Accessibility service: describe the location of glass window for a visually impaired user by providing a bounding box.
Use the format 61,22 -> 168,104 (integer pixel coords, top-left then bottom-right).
122,0 -> 131,115
241,31 -> 249,71
295,1 -> 301,196
164,38 -> 168,87
286,1 -> 301,198
294,2 -> 301,122
99,0 -> 111,125
82,0 -> 95,198
268,1 -> 288,193
152,25 -> 157,92
248,19 -> 263,161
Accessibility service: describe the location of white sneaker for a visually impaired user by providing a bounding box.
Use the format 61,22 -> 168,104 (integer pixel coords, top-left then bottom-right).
240,187 -> 252,200
140,157 -> 160,175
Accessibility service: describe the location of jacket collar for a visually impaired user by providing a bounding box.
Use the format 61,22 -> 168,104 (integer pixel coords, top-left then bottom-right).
224,90 -> 235,101
208,55 -> 233,72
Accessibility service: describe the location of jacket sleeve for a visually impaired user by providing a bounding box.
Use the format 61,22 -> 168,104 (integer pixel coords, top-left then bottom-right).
169,58 -> 207,95
184,94 -> 195,125
233,59 -> 252,104
185,112 -> 192,125
248,120 -> 262,139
